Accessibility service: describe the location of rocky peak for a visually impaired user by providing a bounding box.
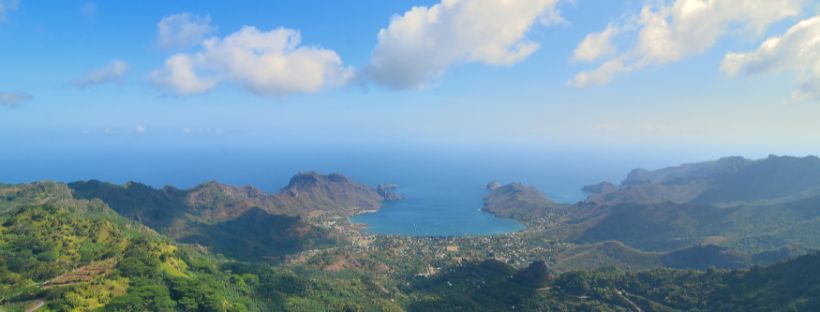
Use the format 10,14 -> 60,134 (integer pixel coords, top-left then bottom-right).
483,182 -> 558,222
277,171 -> 384,215
327,173 -> 350,183
123,180 -> 156,191
493,183 -> 551,201
622,169 -> 652,186
377,183 -> 404,201
486,181 -> 502,191
284,171 -> 352,191
581,181 -> 617,195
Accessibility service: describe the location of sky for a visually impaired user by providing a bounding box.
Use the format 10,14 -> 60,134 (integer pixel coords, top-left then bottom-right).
2,0 -> 820,158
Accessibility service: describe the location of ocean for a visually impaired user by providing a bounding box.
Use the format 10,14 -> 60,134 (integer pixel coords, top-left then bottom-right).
0,145 -> 705,236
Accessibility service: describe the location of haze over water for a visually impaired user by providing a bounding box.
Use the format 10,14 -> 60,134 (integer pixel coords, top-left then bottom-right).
1,145 -> 732,236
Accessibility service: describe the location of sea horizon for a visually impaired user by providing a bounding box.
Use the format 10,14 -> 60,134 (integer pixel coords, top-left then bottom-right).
0,145 -> 785,236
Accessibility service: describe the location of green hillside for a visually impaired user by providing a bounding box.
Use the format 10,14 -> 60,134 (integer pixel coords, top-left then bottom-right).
0,183 -> 404,311
4,155 -> 820,311
410,253 -> 820,311
66,172 -> 385,261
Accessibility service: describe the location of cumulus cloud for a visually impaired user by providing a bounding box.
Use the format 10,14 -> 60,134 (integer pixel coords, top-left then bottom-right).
722,15 -> 820,101
572,0 -> 803,87
73,60 -> 129,88
0,0 -> 19,21
572,24 -> 618,62
151,54 -> 217,95
157,13 -> 215,50
362,0 -> 561,89
150,26 -> 352,96
0,91 -> 32,107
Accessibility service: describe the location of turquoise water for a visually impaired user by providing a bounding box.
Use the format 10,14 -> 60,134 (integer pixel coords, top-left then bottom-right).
352,182 -> 525,236
0,145 -> 701,236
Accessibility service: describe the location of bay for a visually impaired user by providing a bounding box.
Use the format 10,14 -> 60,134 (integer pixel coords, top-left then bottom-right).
0,145 -> 698,236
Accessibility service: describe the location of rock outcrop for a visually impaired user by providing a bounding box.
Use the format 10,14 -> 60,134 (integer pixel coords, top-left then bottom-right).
377,183 -> 405,201
482,182 -> 559,222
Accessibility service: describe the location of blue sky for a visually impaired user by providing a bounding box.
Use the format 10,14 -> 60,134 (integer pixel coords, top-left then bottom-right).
2,0 -> 820,157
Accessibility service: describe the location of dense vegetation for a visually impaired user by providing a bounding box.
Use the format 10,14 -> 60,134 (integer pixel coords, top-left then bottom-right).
0,183 -> 400,311
68,178 -> 353,261
525,156 -> 820,261
409,253 -> 820,311
3,156 -> 820,311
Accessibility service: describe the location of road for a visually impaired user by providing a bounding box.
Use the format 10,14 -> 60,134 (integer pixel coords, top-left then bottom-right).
24,299 -> 45,312
615,289 -> 642,312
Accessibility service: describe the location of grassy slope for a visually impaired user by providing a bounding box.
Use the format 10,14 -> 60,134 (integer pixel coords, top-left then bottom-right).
68,180 -> 342,261
0,182 -> 404,312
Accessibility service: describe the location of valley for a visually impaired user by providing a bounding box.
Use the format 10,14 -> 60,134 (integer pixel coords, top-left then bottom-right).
2,155 -> 820,311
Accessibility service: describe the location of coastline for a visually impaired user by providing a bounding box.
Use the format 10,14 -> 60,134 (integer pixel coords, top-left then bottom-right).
353,209 -> 379,216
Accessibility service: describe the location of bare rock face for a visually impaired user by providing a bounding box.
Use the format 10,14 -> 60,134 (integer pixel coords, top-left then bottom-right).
377,183 -> 405,201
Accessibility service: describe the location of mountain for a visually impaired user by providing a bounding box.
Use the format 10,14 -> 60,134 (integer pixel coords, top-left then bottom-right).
273,172 -> 385,215
553,241 -> 663,272
485,181 -> 503,191
0,182 -> 402,312
482,182 -> 561,222
551,241 -> 795,272
580,181 -> 616,195
585,155 -> 820,205
5,175 -> 820,311
695,155 -> 820,203
376,183 -> 405,201
65,180 -> 188,229
0,182 -> 243,311
554,252 -> 820,311
68,172 -> 389,260
560,155 -> 820,254
173,208 -> 338,260
4,159 -> 820,311
553,241 -> 809,272
477,156 -> 820,269
411,253 -> 820,311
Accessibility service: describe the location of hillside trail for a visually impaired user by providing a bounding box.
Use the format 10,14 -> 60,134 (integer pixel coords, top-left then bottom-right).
24,299 -> 45,312
615,289 -> 642,312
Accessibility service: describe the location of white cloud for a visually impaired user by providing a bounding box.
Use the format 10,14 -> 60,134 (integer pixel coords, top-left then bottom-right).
73,60 -> 129,88
0,0 -> 19,21
722,15 -> 820,101
0,91 -> 32,107
150,26 -> 352,96
135,125 -> 145,134
572,0 -> 803,87
157,13 -> 215,50
362,0 -> 561,89
572,58 -> 627,87
150,54 -> 217,95
572,24 -> 618,62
